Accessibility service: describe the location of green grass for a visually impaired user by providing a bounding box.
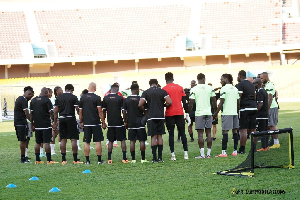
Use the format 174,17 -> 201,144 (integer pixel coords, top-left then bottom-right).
0,103 -> 299,199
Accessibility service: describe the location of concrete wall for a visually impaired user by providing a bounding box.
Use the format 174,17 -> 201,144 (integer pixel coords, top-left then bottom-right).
0,65 -> 5,79
8,64 -> 29,78
95,60 -> 135,73
50,62 -> 93,76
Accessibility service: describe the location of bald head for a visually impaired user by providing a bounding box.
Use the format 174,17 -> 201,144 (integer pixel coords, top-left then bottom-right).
253,78 -> 262,90
40,87 -> 49,97
88,82 -> 96,92
247,77 -> 254,83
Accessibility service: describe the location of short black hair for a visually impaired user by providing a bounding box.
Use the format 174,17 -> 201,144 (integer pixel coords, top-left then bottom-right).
47,88 -> 52,93
111,84 -> 119,89
238,70 -> 246,78
81,89 -> 88,95
165,72 -> 173,81
54,86 -> 61,97
149,79 -> 158,85
157,84 -> 161,88
24,86 -> 33,93
65,84 -> 74,91
222,73 -> 233,84
132,81 -> 138,85
130,84 -> 139,90
197,73 -> 205,80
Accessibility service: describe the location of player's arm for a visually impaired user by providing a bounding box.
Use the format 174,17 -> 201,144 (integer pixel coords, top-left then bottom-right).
237,99 -> 240,114
188,99 -> 194,114
79,108 -> 84,130
165,96 -> 172,107
29,110 -> 35,132
138,98 -> 146,112
98,106 -> 106,129
267,94 -> 272,110
53,106 -> 59,126
211,96 -> 217,113
213,98 -> 224,119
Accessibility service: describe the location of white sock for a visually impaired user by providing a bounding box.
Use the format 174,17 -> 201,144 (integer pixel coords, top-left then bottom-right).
200,148 -> 205,157
207,148 -> 211,156
25,148 -> 28,157
114,140 -> 117,145
77,140 -> 80,147
274,139 -> 279,144
233,150 -> 237,153
40,147 -> 43,154
50,144 -> 55,152
171,152 -> 175,157
222,150 -> 226,155
184,151 -> 188,156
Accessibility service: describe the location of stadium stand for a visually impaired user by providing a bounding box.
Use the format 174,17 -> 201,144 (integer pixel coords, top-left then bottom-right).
0,11 -> 31,59
199,0 -> 282,50
283,22 -> 300,44
34,5 -> 191,57
283,0 -> 293,7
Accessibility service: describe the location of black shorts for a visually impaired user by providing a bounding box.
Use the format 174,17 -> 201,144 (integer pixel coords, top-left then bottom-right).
147,119 -> 165,136
212,117 -> 218,125
83,125 -> 104,143
107,126 -> 126,142
190,116 -> 195,123
128,128 -> 147,141
59,117 -> 79,140
256,119 -> 268,132
165,115 -> 185,134
239,110 -> 257,129
15,125 -> 28,141
35,128 -> 52,144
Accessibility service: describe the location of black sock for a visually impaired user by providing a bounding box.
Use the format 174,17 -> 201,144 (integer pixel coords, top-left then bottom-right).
97,155 -> 102,162
86,156 -> 90,162
239,146 -> 245,152
131,151 -> 135,160
158,145 -> 163,160
122,151 -> 127,160
21,155 -> 25,161
222,134 -> 228,151
73,153 -> 78,162
151,146 -> 157,160
233,133 -> 238,151
108,152 -> 112,160
46,153 -> 51,162
190,133 -> 194,140
141,151 -> 145,160
35,153 -> 40,161
62,153 -> 66,161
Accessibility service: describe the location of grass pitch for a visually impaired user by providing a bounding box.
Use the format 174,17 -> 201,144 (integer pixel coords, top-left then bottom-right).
0,102 -> 299,199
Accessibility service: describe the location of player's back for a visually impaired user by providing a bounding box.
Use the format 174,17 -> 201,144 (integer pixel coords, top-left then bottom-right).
55,92 -> 78,116
256,88 -> 268,118
14,96 -> 28,125
30,96 -> 52,127
103,93 -> 123,126
141,86 -> 168,119
124,95 -> 143,127
236,80 -> 256,108
80,93 -> 101,125
163,83 -> 185,116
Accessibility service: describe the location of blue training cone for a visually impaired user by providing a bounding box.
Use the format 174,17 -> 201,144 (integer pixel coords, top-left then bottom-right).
49,187 -> 61,192
6,183 -> 17,188
82,169 -> 92,173
29,176 -> 39,181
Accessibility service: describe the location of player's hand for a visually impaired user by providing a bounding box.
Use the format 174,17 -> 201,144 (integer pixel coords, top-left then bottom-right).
102,122 -> 107,129
185,113 -> 191,126
80,122 -> 84,131
52,123 -> 57,130
31,125 -> 35,132
213,113 -> 218,120
125,122 -> 128,129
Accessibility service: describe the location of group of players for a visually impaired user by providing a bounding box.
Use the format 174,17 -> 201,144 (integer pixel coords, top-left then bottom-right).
14,70 -> 279,165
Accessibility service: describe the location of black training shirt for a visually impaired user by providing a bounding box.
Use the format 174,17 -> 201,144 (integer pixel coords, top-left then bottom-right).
79,93 -> 102,125
123,95 -> 144,128
14,96 -> 28,125
141,86 -> 168,120
30,96 -> 53,128
54,92 -> 79,117
236,80 -> 256,109
102,93 -> 124,126
256,88 -> 268,118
